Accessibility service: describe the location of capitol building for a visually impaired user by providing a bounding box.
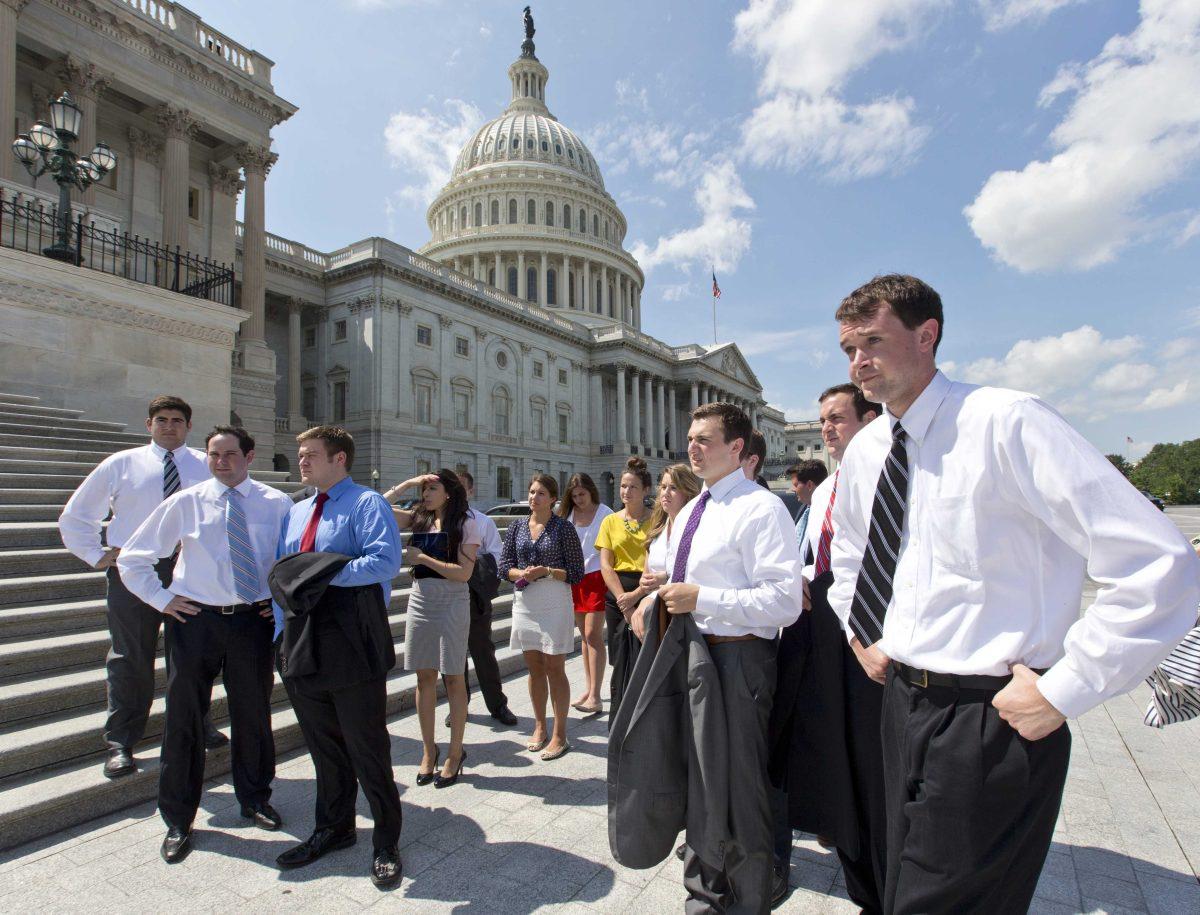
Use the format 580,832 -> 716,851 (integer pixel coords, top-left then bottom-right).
0,2 -> 789,505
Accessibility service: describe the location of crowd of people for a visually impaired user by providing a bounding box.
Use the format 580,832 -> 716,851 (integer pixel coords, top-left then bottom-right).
54,272 -> 1200,912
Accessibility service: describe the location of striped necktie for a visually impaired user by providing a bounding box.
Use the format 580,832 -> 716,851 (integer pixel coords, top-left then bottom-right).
223,487 -> 259,603
163,450 -> 181,499
813,470 -> 840,577
848,423 -> 908,647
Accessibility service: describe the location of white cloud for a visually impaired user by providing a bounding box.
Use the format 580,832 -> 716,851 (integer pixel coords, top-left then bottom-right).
1139,379 -> 1191,409
479,23 -> 492,39
383,99 -> 485,206
965,1 -> 1200,272
629,159 -> 754,273
615,78 -> 650,113
732,0 -> 941,181
978,0 -> 1086,31
1180,212 -> 1200,245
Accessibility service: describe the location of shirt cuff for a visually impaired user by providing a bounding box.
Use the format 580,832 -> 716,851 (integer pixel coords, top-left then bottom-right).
82,547 -> 107,568
1036,658 -> 1102,720
695,585 -> 720,616
147,589 -> 174,613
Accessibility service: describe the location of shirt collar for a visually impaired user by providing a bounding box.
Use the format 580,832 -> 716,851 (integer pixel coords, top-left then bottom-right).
324,475 -> 356,502
703,467 -> 747,502
149,441 -> 181,460
885,370 -> 951,446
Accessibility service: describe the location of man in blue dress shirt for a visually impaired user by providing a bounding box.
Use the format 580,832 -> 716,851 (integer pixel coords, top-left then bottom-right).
273,426 -> 404,889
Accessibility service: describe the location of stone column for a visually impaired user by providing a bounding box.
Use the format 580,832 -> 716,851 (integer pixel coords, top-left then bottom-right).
656,380 -> 667,451
590,369 -> 603,444
58,56 -> 110,206
583,260 -> 591,312
668,385 -> 678,454
598,264 -> 607,317
518,252 -> 527,300
0,1 -> 27,182
690,381 -> 699,413
643,375 -> 654,452
751,404 -> 758,427
125,127 -> 162,244
615,365 -> 627,450
287,298 -> 305,428
633,284 -> 641,329
235,144 -> 277,344
540,251 -> 548,305
630,370 -> 641,449
472,253 -> 480,280
155,105 -> 200,255
494,251 -> 502,288
207,162 -> 242,271
562,253 -> 570,307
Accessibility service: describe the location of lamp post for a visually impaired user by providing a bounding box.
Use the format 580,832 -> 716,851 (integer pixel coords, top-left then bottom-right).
370,469 -> 380,491
10,91 -> 117,263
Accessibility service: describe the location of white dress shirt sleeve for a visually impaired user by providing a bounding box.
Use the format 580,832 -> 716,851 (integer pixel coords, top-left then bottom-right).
58,456 -> 118,568
116,495 -> 187,612
694,498 -> 804,630
996,398 -> 1200,719
827,444 -> 872,643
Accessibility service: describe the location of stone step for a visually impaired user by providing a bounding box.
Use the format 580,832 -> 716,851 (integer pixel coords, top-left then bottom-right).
0,488 -> 72,505
0,393 -> 42,407
0,504 -> 69,523
0,472 -> 86,489
0,412 -> 130,434
0,458 -> 107,476
0,431 -> 142,452
0,570 -> 104,608
0,595 -> 517,727
0,522 -> 88,549
0,631 -> 562,851
0,444 -> 127,464
0,547 -> 90,577
0,402 -> 83,419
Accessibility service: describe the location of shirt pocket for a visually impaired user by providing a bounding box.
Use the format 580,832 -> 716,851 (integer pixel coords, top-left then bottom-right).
927,494 -> 981,577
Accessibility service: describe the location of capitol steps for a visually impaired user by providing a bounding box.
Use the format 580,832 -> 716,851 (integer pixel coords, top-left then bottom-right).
0,390 -> 536,851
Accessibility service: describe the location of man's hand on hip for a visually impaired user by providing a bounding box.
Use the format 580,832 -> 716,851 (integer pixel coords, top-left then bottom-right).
850,637 -> 890,684
659,582 -> 699,615
993,664 -> 1066,740
161,595 -> 201,623
94,547 -> 120,570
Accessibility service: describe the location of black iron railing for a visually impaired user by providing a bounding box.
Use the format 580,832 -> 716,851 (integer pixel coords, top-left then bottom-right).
0,192 -> 234,306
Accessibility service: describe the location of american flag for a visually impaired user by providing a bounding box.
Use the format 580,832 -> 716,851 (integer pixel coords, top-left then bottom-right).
712,269 -> 722,299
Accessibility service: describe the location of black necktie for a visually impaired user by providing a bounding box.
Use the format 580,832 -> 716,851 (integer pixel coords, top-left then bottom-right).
848,422 -> 908,647
163,450 -> 181,499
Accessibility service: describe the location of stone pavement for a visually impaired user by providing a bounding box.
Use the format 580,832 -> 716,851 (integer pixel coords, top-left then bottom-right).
2,505 -> 1199,913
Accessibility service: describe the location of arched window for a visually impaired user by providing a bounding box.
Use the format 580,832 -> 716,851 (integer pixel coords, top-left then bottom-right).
507,266 -> 518,295
459,206 -> 467,230
511,136 -> 519,149
490,200 -> 499,224
604,219 -> 610,240
578,209 -> 586,233
563,204 -> 571,230
545,201 -> 554,226
474,202 -> 482,226
526,137 -> 534,150
569,271 -> 576,307
593,215 -> 599,236
527,266 -> 538,302
508,199 -> 517,224
494,388 -> 511,436
488,267 -> 495,286
547,268 -> 557,306
541,140 -> 548,152
526,199 -> 536,224
595,279 -> 602,311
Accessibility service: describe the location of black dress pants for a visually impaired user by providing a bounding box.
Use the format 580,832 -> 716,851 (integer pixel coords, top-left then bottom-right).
682,637 -> 778,915
284,674 -> 403,851
837,638 -> 887,915
459,588 -> 508,714
881,666 -> 1071,915
605,570 -> 642,725
158,609 -> 275,830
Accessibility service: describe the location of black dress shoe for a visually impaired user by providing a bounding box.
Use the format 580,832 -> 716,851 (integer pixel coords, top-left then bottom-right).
204,727 -> 229,750
102,747 -> 135,779
240,802 -> 282,831
371,845 -> 402,889
770,863 -> 790,908
275,827 -> 356,869
160,826 -> 192,864
491,705 -> 518,726
675,841 -> 687,861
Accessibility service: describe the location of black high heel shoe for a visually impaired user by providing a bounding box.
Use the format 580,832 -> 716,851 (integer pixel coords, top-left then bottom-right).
434,750 -> 467,788
416,747 -> 439,786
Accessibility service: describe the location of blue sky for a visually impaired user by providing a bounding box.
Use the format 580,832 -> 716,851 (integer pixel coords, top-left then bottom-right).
189,0 -> 1200,457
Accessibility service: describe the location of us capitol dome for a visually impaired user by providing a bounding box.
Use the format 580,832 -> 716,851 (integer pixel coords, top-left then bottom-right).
418,22 -> 645,328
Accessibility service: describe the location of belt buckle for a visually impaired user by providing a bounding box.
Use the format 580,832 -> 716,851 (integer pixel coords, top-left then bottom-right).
918,669 -> 928,688
220,605 -> 235,616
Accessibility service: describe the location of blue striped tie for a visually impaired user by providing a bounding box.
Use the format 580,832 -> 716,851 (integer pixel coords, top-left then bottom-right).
223,488 -> 259,603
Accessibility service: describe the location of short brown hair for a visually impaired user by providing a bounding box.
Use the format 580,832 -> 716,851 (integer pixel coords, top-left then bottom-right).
788,459 -> 828,486
296,425 -> 356,471
691,402 -> 752,457
148,395 -> 192,423
835,274 -> 944,353
818,383 -> 882,421
743,429 -> 767,472
557,473 -> 601,517
205,425 -> 255,455
528,472 -> 558,501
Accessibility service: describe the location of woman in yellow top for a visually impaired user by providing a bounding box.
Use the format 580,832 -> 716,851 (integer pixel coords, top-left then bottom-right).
595,456 -> 652,722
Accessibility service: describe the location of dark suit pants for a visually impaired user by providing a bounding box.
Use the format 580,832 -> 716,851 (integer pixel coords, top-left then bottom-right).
837,638 -> 887,915
458,589 -> 508,714
683,637 -> 778,915
105,559 -> 218,749
158,609 -> 275,830
881,666 -> 1071,915
605,571 -> 642,725
284,674 -> 403,850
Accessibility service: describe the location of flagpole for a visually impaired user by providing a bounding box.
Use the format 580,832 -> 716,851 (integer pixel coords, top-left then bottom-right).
711,265 -> 717,345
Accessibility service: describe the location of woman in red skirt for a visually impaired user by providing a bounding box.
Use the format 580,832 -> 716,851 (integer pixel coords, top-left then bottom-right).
559,473 -> 612,714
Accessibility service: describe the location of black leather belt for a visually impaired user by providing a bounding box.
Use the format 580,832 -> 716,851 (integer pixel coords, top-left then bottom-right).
195,599 -> 271,616
893,661 -> 1045,692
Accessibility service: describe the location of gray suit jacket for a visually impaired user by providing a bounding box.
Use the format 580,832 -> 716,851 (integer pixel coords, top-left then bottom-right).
607,598 -> 730,870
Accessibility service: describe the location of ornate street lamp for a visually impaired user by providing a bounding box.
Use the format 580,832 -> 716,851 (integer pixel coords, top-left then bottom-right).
10,92 -> 117,263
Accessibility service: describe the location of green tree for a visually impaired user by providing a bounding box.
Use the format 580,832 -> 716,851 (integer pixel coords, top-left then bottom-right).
1130,439 -> 1200,504
1106,454 -> 1133,478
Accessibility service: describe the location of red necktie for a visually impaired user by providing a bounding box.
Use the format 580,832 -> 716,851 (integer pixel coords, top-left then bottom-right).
299,492 -> 329,553
813,470 -> 840,577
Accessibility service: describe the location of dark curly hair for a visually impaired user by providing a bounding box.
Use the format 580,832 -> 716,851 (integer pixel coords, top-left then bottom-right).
409,468 -> 470,559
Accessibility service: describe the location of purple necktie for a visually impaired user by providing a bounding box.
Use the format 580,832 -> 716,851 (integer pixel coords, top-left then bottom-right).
671,490 -> 712,583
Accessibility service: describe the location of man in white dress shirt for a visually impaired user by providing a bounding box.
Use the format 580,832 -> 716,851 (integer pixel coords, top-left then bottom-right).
827,274 -> 1200,914
658,402 -> 804,913
58,395 -> 224,779
118,426 -> 293,864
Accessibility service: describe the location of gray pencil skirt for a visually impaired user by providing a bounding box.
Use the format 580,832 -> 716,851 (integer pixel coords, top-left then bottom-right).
404,576 -> 470,675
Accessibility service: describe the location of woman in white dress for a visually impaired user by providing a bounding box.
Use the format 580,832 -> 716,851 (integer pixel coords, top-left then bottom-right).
499,474 -> 585,760
559,473 -> 613,714
632,463 -> 702,640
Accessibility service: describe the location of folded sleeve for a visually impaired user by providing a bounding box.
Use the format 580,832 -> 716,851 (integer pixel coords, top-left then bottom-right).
115,497 -> 185,612
330,492 -> 402,588
58,456 -> 117,567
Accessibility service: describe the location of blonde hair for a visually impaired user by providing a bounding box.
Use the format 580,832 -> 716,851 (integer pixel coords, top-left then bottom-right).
645,464 -> 702,545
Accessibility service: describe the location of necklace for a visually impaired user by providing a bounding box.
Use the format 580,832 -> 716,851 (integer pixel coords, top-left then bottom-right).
622,512 -> 644,537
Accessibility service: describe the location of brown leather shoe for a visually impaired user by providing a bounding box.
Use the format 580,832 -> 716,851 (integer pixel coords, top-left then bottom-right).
102,747 -> 135,779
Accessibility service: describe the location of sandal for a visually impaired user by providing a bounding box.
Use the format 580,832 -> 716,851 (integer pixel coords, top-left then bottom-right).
526,736 -> 550,753
541,741 -> 571,762
575,703 -> 602,716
